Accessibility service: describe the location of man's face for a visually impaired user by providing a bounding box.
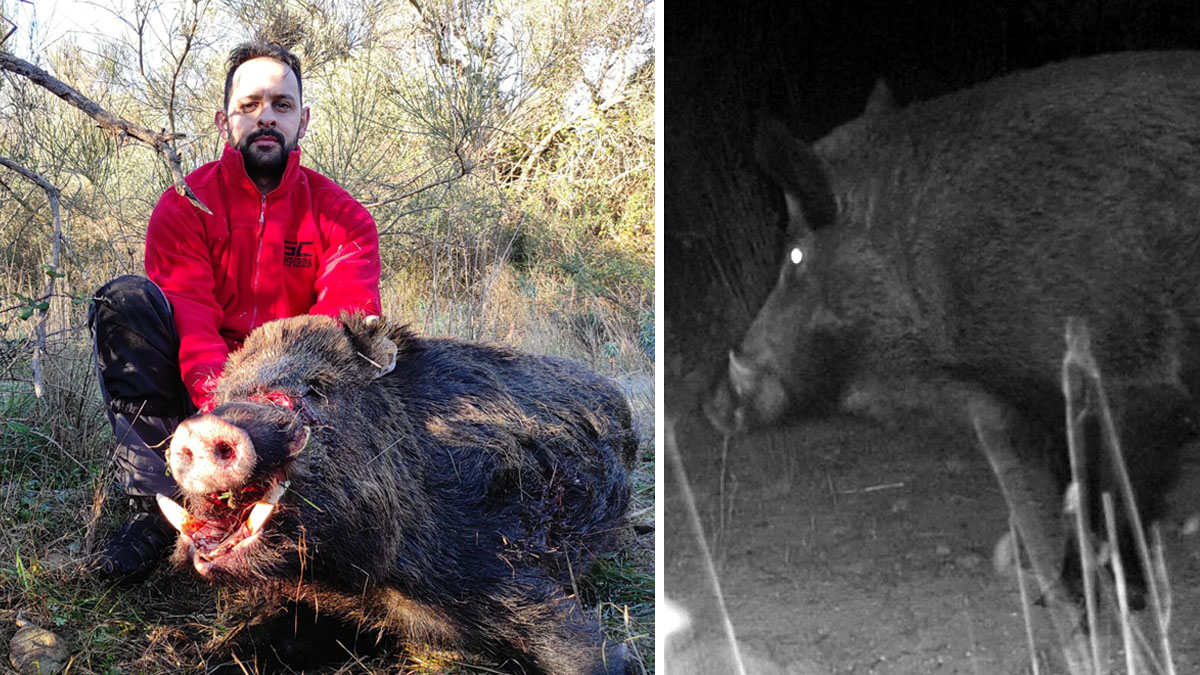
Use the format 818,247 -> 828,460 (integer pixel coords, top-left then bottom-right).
215,57 -> 309,182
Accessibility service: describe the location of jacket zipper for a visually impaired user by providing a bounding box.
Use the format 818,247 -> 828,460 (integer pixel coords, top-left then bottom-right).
249,194 -> 267,330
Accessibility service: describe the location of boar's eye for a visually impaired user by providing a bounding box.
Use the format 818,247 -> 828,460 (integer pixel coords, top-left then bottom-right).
790,247 -> 804,265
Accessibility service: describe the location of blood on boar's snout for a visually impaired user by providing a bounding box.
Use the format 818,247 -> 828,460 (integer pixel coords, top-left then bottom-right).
158,312 -> 636,675
706,52 -> 1200,605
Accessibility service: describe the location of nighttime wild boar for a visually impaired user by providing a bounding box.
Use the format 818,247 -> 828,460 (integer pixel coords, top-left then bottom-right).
157,313 -> 637,674
705,52 -> 1200,612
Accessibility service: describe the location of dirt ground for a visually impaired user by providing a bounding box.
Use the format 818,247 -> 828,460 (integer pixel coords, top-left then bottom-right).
663,383 -> 1200,675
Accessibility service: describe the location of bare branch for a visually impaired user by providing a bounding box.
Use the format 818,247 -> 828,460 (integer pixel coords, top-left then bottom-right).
0,157 -> 62,399
516,94 -> 627,189
2,16 -> 16,45
0,157 -> 55,196
407,0 -> 455,71
0,50 -> 211,214
166,0 -> 205,136
360,149 -> 470,209
361,169 -> 463,209
0,1 -> 32,45
136,2 -> 153,93
518,119 -> 569,187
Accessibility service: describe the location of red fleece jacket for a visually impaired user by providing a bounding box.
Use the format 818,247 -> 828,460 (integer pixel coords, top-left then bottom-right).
145,144 -> 381,410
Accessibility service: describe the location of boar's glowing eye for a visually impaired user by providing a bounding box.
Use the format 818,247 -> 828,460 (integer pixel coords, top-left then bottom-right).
790,247 -> 804,265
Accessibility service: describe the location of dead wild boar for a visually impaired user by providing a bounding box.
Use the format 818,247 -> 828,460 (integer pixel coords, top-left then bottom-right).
159,313 -> 638,675
705,51 -> 1200,605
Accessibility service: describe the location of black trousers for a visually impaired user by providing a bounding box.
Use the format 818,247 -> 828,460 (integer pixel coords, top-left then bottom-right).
89,275 -> 197,497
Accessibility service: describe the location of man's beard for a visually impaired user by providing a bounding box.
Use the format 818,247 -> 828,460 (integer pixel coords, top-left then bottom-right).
235,128 -> 295,184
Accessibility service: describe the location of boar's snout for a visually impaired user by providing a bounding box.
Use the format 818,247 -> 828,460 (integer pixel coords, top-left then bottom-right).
168,414 -> 258,494
703,350 -> 788,434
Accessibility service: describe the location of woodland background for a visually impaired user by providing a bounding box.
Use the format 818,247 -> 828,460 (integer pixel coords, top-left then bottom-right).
0,0 -> 655,672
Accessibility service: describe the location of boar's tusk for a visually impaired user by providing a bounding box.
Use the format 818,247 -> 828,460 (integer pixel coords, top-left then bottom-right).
264,480 -> 290,504
246,501 -> 276,535
245,481 -> 290,535
157,493 -> 189,533
728,350 -> 756,395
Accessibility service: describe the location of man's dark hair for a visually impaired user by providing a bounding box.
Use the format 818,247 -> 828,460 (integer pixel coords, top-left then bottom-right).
223,41 -> 303,110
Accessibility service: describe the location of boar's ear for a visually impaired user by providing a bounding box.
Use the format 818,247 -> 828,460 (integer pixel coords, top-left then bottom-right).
340,313 -> 401,379
862,79 -> 894,119
754,115 -> 838,232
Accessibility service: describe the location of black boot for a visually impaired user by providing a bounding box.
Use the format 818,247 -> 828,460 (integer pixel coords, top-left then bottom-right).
94,496 -> 177,584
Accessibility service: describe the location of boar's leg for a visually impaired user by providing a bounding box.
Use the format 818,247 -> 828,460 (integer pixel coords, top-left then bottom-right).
1107,384 -> 1194,601
367,577 -> 625,674
232,600 -> 391,670
967,395 -> 1090,671
845,375 -> 1089,667
1060,321 -> 1194,614
1060,381 -> 1194,612
467,581 -> 627,675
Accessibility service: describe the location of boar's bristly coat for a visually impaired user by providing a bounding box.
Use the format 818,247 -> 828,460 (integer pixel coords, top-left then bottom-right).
161,313 -> 637,675
706,52 -> 1200,609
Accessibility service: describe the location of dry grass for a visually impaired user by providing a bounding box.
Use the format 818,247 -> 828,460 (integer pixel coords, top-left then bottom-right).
998,319 -> 1180,675
385,264 -> 650,376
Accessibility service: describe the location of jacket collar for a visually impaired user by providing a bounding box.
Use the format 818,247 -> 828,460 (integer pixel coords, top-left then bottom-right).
220,143 -> 302,196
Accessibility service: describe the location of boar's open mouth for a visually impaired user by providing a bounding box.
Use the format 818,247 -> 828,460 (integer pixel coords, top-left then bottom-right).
156,474 -> 290,573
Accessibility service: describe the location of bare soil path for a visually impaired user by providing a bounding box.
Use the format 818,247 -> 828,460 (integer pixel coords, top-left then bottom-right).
664,406 -> 1200,675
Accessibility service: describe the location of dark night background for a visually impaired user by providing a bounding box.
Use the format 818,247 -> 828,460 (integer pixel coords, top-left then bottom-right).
664,4 -> 1200,671
665,0 -> 1200,398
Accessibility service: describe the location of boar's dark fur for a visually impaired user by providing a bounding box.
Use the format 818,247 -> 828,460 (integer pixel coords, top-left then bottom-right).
707,52 -> 1200,606
166,313 -> 637,674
